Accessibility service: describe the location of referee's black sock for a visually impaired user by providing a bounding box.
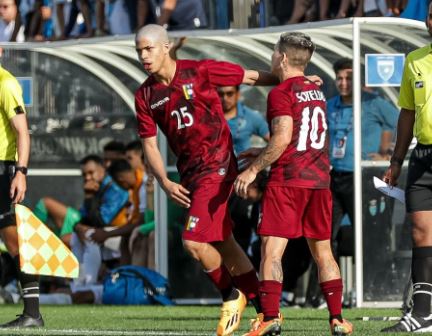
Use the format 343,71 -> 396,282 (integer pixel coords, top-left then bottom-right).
412,247 -> 432,318
14,256 -> 40,318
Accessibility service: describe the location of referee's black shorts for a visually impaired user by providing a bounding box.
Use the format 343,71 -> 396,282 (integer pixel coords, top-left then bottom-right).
406,144 -> 432,213
0,160 -> 16,228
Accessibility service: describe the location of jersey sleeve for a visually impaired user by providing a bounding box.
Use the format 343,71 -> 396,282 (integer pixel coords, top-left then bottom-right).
398,55 -> 415,110
135,88 -> 157,138
201,59 -> 245,87
0,77 -> 26,120
267,88 -> 293,122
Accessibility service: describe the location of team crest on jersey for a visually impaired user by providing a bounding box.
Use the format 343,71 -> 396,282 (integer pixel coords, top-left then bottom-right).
185,216 -> 199,231
182,84 -> 194,100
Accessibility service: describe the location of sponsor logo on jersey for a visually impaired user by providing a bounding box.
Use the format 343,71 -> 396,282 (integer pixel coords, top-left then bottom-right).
185,216 -> 199,231
182,84 -> 194,100
150,97 -> 170,109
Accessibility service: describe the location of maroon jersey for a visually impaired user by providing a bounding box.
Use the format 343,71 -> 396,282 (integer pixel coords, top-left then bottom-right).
135,59 -> 244,188
267,76 -> 330,188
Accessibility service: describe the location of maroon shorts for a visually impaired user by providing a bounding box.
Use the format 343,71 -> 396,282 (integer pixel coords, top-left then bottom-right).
258,186 -> 332,240
182,181 -> 233,243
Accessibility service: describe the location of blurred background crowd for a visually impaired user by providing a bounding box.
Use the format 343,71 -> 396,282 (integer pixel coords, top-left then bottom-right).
0,0 -> 427,43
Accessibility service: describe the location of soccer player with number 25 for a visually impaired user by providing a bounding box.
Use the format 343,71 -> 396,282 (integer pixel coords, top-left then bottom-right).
133,24 -> 282,336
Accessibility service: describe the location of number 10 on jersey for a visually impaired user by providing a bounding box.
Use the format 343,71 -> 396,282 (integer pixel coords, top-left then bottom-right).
297,106 -> 327,151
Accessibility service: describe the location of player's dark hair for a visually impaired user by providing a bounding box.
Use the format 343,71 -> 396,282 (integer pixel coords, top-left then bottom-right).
79,155 -> 104,167
103,140 -> 126,154
107,159 -> 133,178
277,32 -> 315,67
333,58 -> 352,74
126,140 -> 143,152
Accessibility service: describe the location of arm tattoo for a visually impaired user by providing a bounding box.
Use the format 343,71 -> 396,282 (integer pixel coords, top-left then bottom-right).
250,116 -> 292,172
271,260 -> 283,282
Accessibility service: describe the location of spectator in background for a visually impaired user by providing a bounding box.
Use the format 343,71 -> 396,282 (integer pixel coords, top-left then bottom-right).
125,140 -> 154,211
327,58 -> 398,259
34,155 -> 129,304
400,0 -> 428,21
217,85 -> 269,255
106,0 -> 132,35
125,140 -> 145,171
218,85 -> 269,156
92,159 -> 145,265
0,0 -> 24,41
78,0 -> 94,37
103,140 -> 125,168
137,0 -> 207,30
34,155 -> 129,247
125,140 -> 156,269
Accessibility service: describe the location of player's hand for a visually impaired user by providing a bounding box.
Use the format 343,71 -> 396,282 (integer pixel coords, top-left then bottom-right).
383,163 -> 401,186
234,169 -> 257,199
10,172 -> 26,203
90,228 -> 109,244
162,180 -> 191,208
305,75 -> 323,86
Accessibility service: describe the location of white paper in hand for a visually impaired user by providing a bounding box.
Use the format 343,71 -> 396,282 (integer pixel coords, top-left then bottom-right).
373,176 -> 405,204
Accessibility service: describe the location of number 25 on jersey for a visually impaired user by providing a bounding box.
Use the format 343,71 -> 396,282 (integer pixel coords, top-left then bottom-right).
171,106 -> 194,129
297,106 -> 327,151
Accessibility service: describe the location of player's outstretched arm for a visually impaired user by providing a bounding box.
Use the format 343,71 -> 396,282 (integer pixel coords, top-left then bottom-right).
234,116 -> 292,198
141,137 -> 191,208
242,70 -> 279,86
243,70 -> 323,86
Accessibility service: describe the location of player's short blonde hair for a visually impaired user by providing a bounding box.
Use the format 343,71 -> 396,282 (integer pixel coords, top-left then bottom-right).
277,32 -> 315,69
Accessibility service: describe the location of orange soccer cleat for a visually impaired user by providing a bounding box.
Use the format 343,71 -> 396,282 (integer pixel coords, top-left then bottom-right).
242,314 -> 282,336
330,318 -> 353,336
216,289 -> 247,336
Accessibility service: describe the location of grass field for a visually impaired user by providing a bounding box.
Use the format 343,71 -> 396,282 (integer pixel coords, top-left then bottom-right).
0,305 -> 412,335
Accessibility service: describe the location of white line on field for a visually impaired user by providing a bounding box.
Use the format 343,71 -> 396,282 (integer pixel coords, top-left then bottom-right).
0,329 -> 214,336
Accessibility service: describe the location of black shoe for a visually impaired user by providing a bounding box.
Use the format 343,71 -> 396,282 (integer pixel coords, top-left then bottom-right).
0,314 -> 44,328
381,312 -> 432,332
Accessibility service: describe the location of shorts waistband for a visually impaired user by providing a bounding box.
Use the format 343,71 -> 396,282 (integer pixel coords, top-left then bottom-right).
416,143 -> 432,149
0,161 -> 15,174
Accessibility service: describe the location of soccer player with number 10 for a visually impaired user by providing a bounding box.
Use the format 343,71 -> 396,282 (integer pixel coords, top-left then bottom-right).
234,32 -> 353,336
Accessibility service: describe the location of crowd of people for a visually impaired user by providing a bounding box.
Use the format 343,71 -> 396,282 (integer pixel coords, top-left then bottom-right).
0,0 -> 428,42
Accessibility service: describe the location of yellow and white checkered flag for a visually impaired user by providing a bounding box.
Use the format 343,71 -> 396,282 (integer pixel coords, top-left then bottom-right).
15,204 -> 79,278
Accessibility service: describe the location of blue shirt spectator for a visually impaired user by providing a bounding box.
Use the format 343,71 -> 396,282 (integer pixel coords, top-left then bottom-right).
80,172 -> 129,226
217,85 -> 269,155
327,91 -> 399,172
228,102 -> 270,154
